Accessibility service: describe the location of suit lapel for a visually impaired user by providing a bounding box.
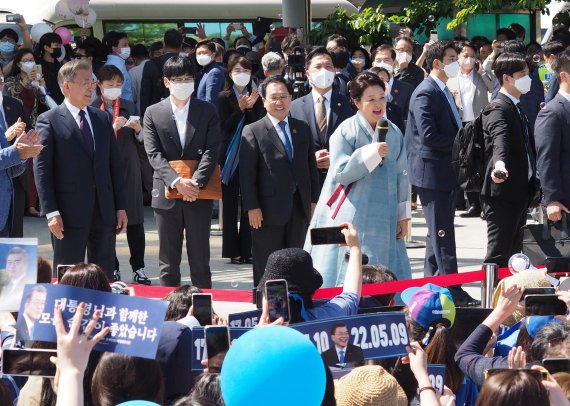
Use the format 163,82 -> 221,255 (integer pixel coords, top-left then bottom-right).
183,101 -> 197,151
303,95 -> 319,145
59,104 -> 92,157
162,99 -> 183,152
328,93 -> 341,137
87,106 -> 105,161
428,77 -> 459,129
264,115 -> 287,158
289,118 -> 302,163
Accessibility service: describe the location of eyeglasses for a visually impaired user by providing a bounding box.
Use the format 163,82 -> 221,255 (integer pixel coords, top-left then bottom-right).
71,80 -> 97,88
334,332 -> 350,337
169,77 -> 194,83
265,94 -> 291,103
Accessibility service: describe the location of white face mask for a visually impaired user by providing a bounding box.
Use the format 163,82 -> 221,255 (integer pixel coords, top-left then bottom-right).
443,61 -> 460,78
352,58 -> 366,67
102,87 -> 122,101
396,52 -> 412,64
375,61 -> 394,74
232,72 -> 251,87
196,54 -> 212,66
514,75 -> 532,94
460,57 -> 475,69
169,81 -> 194,100
119,47 -> 131,60
179,52 -> 189,58
311,68 -> 335,89
20,61 -> 35,73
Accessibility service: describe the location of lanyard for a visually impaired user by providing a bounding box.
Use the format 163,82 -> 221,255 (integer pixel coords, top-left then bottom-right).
100,98 -> 121,138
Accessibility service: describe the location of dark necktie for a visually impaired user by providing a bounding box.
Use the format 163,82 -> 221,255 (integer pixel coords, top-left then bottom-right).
78,110 -> 94,158
277,120 -> 293,162
316,96 -> 327,144
516,103 -> 536,176
0,108 -> 6,133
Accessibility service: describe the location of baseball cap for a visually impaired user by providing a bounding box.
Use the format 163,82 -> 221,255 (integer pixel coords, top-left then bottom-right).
401,284 -> 456,331
526,316 -> 562,339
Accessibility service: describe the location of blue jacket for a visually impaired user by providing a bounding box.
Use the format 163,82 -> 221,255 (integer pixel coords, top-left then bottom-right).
195,62 -> 226,106
0,132 -> 26,231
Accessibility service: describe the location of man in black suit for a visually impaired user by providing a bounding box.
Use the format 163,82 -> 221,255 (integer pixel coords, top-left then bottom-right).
406,42 -> 479,306
321,322 -> 364,367
143,56 -> 220,288
15,285 -> 47,344
535,50 -> 570,223
240,76 -> 320,285
290,47 -> 354,187
480,53 -> 540,267
34,59 -> 128,279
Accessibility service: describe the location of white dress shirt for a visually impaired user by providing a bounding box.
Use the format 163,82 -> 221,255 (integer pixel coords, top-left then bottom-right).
267,113 -> 294,159
458,70 -> 476,122
169,96 -> 191,188
311,88 -> 332,127
559,89 -> 570,104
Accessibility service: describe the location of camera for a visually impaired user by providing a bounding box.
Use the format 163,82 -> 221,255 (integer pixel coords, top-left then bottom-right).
287,46 -> 307,100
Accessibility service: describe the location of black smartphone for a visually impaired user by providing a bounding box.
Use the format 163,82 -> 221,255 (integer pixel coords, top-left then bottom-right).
311,226 -> 347,245
543,358 -> 570,374
474,61 -> 480,71
265,279 -> 290,322
192,293 -> 213,326
205,325 -> 230,373
6,14 -> 21,23
57,264 -> 73,281
546,257 -> 570,275
525,294 -> 567,316
521,287 -> 556,300
183,27 -> 197,35
2,349 -> 57,377
253,288 -> 263,309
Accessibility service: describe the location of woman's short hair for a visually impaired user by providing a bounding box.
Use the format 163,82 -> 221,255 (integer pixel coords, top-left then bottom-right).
97,64 -> 124,83
368,66 -> 391,80
224,55 -> 252,90
59,263 -> 111,293
475,369 -> 549,406
91,352 -> 165,406
350,72 -> 385,101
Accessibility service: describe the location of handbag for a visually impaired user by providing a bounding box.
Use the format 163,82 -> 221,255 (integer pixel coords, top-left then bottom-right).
522,211 -> 570,265
165,160 -> 222,200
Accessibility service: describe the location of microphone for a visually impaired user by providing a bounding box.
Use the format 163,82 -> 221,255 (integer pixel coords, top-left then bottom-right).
377,118 -> 389,166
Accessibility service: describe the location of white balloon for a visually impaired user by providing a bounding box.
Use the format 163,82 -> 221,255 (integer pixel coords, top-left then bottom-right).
57,45 -> 66,62
74,8 -> 97,28
30,23 -> 53,43
55,0 -> 75,20
68,0 -> 90,15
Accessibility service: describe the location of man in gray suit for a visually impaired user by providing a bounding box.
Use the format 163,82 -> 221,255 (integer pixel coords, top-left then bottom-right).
240,76 -> 320,285
535,50 -> 570,222
143,56 -> 220,288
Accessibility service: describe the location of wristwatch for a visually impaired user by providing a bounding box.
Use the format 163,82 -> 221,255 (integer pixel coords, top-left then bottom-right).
197,182 -> 205,189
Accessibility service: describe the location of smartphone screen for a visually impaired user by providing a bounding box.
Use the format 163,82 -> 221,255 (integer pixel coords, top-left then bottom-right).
6,14 -> 21,23
310,226 -> 347,245
57,264 -> 73,281
205,326 -> 230,373
2,349 -> 57,377
525,295 -> 567,316
265,279 -> 290,322
546,257 -> 570,275
184,27 -> 197,35
543,358 -> 570,374
192,293 -> 213,326
521,287 -> 556,301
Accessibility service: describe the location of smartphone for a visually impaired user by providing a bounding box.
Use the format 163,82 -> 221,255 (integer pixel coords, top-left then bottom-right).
310,226 -> 347,245
265,279 -> 290,322
205,325 -> 230,373
474,61 -> 480,71
521,287 -> 556,301
5,14 -> 21,23
525,294 -> 567,316
253,288 -> 263,309
494,170 -> 507,180
183,27 -> 197,35
231,23 -> 242,29
546,257 -> 570,275
543,358 -> 570,374
429,30 -> 438,42
2,349 -> 57,377
192,293 -> 213,326
123,116 -> 140,127
32,64 -> 42,81
57,264 -> 74,281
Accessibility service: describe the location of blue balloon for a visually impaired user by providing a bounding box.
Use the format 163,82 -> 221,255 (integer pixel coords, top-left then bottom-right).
221,326 -> 326,406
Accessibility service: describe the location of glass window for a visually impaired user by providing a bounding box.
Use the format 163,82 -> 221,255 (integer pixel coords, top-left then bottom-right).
498,14 -> 531,44
183,22 -> 254,41
466,14 -> 496,41
104,22 -> 178,44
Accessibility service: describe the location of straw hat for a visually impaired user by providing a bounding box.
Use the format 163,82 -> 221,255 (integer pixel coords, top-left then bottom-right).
335,365 -> 407,406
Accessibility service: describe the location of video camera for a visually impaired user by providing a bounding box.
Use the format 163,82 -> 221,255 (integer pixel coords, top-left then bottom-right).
287,46 -> 307,100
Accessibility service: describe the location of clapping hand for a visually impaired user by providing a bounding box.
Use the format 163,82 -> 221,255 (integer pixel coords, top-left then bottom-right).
5,117 -> 26,142
15,129 -> 43,159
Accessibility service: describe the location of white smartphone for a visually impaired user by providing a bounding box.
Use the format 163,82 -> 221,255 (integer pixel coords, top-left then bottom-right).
123,116 -> 140,127
429,30 -> 438,42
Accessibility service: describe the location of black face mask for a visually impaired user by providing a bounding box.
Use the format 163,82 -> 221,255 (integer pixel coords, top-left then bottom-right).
52,48 -> 62,59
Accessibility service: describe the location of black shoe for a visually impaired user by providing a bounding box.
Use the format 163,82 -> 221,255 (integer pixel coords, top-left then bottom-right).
453,291 -> 481,307
113,269 -> 121,282
133,269 -> 151,285
230,257 -> 244,264
460,206 -> 482,218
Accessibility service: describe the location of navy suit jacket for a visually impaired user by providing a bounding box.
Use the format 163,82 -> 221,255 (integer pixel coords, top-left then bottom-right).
34,104 -> 127,228
195,62 -> 226,106
321,344 -> 365,367
390,78 -> 414,119
405,76 -> 460,191
535,93 -> 570,208
289,91 -> 354,151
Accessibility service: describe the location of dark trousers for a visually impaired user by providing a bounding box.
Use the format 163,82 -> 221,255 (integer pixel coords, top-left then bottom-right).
416,187 -> 458,277
154,199 -> 213,288
221,170 -> 251,259
52,199 -> 116,280
115,223 -> 146,272
10,179 -> 25,237
481,195 -> 527,268
136,142 -> 154,206
251,193 -> 307,286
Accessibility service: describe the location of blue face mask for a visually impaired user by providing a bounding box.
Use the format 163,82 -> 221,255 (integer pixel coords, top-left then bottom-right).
0,41 -> 15,55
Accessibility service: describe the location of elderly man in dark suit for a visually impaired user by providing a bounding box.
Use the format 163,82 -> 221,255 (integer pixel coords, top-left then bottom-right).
144,56 -> 220,288
240,76 -> 320,286
321,322 -> 365,367
290,46 -> 354,188
34,59 -> 128,279
535,51 -> 570,222
406,42 -> 479,307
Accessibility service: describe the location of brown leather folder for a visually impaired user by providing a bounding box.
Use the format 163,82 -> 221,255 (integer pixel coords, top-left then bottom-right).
165,160 -> 222,200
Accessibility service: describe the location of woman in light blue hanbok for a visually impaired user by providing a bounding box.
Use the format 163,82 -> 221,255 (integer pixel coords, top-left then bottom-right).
304,72 -> 412,287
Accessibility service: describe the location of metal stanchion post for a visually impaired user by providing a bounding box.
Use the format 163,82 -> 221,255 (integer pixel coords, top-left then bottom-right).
406,185 -> 425,249
481,263 -> 498,308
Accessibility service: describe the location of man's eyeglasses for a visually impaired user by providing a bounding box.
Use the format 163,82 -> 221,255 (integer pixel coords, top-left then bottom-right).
265,94 -> 291,103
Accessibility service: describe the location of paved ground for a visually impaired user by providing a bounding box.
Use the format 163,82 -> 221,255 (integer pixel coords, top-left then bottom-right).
23,204 -> 491,310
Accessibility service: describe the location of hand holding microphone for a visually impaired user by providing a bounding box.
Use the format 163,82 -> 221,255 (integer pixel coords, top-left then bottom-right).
376,118 -> 389,163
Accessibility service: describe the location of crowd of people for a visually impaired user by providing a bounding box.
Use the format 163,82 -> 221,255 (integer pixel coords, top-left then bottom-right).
1,11 -> 570,405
